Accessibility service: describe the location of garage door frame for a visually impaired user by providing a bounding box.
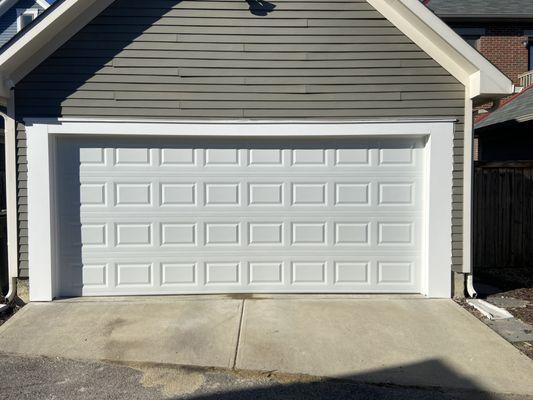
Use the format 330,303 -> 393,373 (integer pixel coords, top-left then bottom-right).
26,118 -> 455,301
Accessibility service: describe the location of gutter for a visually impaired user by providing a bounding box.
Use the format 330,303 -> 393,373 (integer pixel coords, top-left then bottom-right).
0,92 -> 18,311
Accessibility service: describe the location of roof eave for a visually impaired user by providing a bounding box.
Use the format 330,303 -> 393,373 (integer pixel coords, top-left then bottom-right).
0,0 -> 114,99
439,14 -> 533,21
369,0 -> 514,100
0,0 -> 515,101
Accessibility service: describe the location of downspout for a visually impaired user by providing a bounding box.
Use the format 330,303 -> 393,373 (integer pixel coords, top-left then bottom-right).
464,93 -> 477,298
0,89 -> 18,311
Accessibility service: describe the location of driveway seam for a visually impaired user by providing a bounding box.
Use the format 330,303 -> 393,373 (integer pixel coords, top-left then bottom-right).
232,299 -> 246,370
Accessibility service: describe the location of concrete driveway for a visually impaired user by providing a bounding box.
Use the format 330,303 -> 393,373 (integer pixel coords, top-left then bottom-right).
1,296 -> 533,397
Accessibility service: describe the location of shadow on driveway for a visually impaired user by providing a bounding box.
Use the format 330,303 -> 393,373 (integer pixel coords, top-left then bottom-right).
1,354 -> 523,400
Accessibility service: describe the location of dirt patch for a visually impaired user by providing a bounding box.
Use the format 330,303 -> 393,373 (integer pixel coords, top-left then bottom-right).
496,288 -> 533,303
458,287 -> 533,361
0,295 -> 22,327
514,341 -> 533,359
507,304 -> 533,326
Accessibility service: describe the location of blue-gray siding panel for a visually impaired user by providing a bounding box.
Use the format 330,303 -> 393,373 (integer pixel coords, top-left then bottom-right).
14,0 -> 466,278
0,0 -> 45,48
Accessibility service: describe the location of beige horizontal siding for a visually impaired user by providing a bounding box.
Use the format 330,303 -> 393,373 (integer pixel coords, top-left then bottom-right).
14,0 -> 466,276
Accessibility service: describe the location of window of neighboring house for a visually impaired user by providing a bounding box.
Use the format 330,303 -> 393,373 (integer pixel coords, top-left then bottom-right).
462,35 -> 481,49
529,41 -> 533,71
16,9 -> 39,32
453,27 -> 485,50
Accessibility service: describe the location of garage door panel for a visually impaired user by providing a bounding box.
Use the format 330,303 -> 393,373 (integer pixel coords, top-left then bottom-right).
57,137 -> 425,296
61,258 -> 421,297
72,178 -> 424,212
66,218 -> 422,250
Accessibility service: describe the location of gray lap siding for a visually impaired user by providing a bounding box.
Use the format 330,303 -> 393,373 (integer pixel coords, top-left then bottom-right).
14,0 -> 466,278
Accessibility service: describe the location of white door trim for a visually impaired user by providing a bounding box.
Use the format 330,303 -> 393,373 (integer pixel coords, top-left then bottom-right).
26,119 -> 454,300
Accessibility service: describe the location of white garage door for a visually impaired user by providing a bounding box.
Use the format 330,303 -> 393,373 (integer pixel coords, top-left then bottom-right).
56,137 -> 425,296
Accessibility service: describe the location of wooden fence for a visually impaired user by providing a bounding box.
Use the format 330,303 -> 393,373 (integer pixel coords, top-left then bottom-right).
473,162 -> 533,268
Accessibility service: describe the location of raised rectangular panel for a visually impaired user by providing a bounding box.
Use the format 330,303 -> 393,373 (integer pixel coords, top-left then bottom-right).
249,223 -> 283,245
80,148 -> 104,165
81,224 -> 106,246
206,223 -> 240,245
335,184 -> 369,205
116,183 -> 151,205
335,223 -> 368,245
335,149 -> 369,165
249,262 -> 282,284
249,183 -> 283,205
292,262 -> 326,283
117,263 -> 152,286
335,262 -> 369,283
161,149 -> 195,165
292,183 -> 326,205
379,148 -> 413,165
292,223 -> 326,245
249,149 -> 282,165
161,184 -> 196,205
205,183 -> 240,205
115,148 -> 150,165
379,223 -> 413,244
206,262 -> 240,284
116,224 -> 151,246
80,184 -> 105,205
162,263 -> 196,285
206,149 -> 239,165
292,149 -> 325,165
162,224 -> 196,245
378,262 -> 412,283
82,264 -> 107,286
379,183 -> 413,205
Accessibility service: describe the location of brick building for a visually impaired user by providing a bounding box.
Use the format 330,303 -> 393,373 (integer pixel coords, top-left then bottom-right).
425,0 -> 533,161
424,1 -> 533,83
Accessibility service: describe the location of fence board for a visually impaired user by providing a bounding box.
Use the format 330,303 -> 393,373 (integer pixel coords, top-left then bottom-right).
474,162 -> 533,268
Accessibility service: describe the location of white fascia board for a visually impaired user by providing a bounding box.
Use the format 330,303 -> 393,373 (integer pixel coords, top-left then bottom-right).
0,0 -> 18,19
35,0 -> 50,9
0,0 -> 114,96
367,0 -> 514,99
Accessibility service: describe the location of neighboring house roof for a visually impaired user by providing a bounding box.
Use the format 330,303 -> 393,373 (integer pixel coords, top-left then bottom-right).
423,0 -> 533,19
0,0 -> 514,100
476,86 -> 533,129
0,0 -> 50,19
0,0 -> 51,48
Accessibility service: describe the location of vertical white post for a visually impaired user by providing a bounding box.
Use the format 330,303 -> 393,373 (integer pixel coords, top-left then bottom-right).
425,122 -> 454,298
27,123 -> 54,301
4,95 -> 18,282
463,96 -> 474,274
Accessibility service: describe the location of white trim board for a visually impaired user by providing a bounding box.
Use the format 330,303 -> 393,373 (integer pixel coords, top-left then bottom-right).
26,119 -> 454,300
367,0 -> 513,98
16,8 -> 39,33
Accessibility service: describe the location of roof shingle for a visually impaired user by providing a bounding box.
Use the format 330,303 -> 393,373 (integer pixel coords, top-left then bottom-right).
476,87 -> 533,129
424,0 -> 533,18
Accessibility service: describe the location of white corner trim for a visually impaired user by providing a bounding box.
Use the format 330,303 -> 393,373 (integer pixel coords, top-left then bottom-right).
25,118 -> 454,300
367,0 -> 513,98
27,123 -> 55,301
0,95 -> 19,281
462,96 -> 474,274
16,8 -> 39,33
422,121 -> 454,298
